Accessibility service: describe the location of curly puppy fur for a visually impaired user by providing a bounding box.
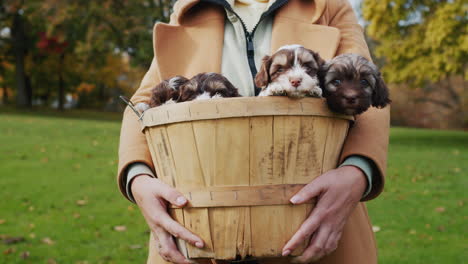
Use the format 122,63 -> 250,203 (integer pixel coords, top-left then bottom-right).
149,76 -> 189,107
255,45 -> 325,98
319,54 -> 391,115
178,72 -> 240,102
146,73 -> 240,110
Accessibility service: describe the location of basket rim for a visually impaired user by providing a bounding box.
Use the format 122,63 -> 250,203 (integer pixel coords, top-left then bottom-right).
141,97 -> 353,130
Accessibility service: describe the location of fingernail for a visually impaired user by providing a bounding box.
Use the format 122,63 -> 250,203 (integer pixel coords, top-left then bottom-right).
176,196 -> 187,206
195,241 -> 204,248
282,249 -> 291,256
290,196 -> 302,204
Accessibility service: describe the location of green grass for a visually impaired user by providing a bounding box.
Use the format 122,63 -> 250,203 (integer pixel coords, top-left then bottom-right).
0,110 -> 466,263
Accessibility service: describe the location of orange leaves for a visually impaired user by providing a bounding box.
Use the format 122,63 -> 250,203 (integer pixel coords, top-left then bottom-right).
76,83 -> 96,94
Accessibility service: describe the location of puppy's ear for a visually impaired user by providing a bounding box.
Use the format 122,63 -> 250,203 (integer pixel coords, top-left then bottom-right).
255,55 -> 271,88
372,73 -> 391,108
311,51 -> 326,68
318,62 -> 331,96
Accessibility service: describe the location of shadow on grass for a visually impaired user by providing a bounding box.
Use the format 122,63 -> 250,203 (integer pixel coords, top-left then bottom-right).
0,106 -> 123,123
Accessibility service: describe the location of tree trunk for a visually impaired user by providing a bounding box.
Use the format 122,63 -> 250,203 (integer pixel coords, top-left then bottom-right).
58,53 -> 65,111
12,13 -> 31,107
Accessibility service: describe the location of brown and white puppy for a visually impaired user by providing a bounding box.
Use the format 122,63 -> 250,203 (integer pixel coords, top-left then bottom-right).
149,75 -> 190,107
178,72 -> 240,102
319,53 -> 391,115
255,45 -> 325,98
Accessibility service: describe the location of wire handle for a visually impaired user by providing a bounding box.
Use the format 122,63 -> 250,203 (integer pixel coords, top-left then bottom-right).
119,95 -> 144,120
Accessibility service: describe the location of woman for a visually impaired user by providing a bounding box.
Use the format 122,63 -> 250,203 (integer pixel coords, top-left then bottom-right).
117,0 -> 390,263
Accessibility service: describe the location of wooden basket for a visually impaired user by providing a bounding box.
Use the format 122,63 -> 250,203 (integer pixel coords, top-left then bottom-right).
141,97 -> 352,260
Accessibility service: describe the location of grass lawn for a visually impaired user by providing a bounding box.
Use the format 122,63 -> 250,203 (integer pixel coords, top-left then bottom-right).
0,110 -> 466,263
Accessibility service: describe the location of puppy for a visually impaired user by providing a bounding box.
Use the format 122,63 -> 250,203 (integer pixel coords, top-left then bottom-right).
319,54 -> 391,115
149,75 -> 190,108
178,72 -> 240,102
255,45 -> 325,98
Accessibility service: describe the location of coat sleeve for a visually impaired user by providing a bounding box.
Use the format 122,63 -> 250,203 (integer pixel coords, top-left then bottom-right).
117,58 -> 161,201
327,0 -> 390,201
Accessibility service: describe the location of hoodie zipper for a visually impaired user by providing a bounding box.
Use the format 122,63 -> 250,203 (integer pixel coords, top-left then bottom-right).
202,0 -> 289,95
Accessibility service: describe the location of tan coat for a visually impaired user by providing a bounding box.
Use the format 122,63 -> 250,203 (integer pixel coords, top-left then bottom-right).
118,0 -> 390,263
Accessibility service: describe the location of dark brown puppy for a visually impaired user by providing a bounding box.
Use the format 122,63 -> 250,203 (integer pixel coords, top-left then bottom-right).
149,76 -> 189,107
319,54 -> 391,115
178,72 -> 240,102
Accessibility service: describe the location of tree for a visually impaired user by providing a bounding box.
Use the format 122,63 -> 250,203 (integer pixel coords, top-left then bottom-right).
363,0 -> 467,86
0,0 -> 175,109
363,0 -> 467,125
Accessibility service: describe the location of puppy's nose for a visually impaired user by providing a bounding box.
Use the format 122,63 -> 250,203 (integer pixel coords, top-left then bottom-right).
346,97 -> 357,104
290,78 -> 302,87
343,95 -> 358,105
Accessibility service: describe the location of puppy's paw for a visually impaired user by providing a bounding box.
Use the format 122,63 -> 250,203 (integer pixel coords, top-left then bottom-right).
135,102 -> 150,112
308,87 -> 322,98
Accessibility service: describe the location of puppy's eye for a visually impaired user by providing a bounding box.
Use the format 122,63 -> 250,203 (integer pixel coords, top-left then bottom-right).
360,79 -> 369,87
332,79 -> 341,86
276,68 -> 284,73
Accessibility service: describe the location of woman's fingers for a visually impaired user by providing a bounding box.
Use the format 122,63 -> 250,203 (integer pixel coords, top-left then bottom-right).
153,228 -> 194,264
153,178 -> 189,208
157,212 -> 204,248
290,177 -> 324,204
292,226 -> 331,263
282,208 -> 324,256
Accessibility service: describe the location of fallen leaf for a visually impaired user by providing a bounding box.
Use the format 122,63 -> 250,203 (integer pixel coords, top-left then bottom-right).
130,244 -> 142,249
372,226 -> 381,232
0,219 -> 5,224
3,247 -> 15,255
425,224 -> 431,228
408,229 -> 416,235
40,147 -> 46,153
435,207 -> 446,213
76,200 -> 88,206
437,225 -> 445,232
29,223 -> 35,229
41,237 -> 55,245
29,233 -> 36,239
3,236 -> 25,245
47,259 -> 58,264
73,164 -> 81,169
73,213 -> 81,219
20,251 -> 30,259
28,206 -> 34,212
453,168 -> 461,173
114,225 -> 127,232
41,157 -> 49,163
127,206 -> 135,212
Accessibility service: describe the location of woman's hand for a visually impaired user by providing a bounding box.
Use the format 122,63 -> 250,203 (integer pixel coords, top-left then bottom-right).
132,175 -> 204,264
282,166 -> 367,263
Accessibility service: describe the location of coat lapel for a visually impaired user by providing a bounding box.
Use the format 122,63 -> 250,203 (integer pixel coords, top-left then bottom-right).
153,1 -> 225,80
271,0 -> 340,60
153,0 -> 340,81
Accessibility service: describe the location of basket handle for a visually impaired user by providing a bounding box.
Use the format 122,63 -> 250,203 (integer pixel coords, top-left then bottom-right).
119,95 -> 144,120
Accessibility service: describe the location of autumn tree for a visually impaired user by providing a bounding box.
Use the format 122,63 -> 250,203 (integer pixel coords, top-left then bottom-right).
363,0 -> 467,120
1,0 -> 174,109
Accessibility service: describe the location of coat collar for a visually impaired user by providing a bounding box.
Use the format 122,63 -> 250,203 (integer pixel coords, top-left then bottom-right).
170,0 -> 326,25
155,0 -> 339,80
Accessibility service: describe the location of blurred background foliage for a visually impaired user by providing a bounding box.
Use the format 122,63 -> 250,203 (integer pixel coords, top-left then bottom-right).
0,0 -> 466,128
0,0 -> 174,111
